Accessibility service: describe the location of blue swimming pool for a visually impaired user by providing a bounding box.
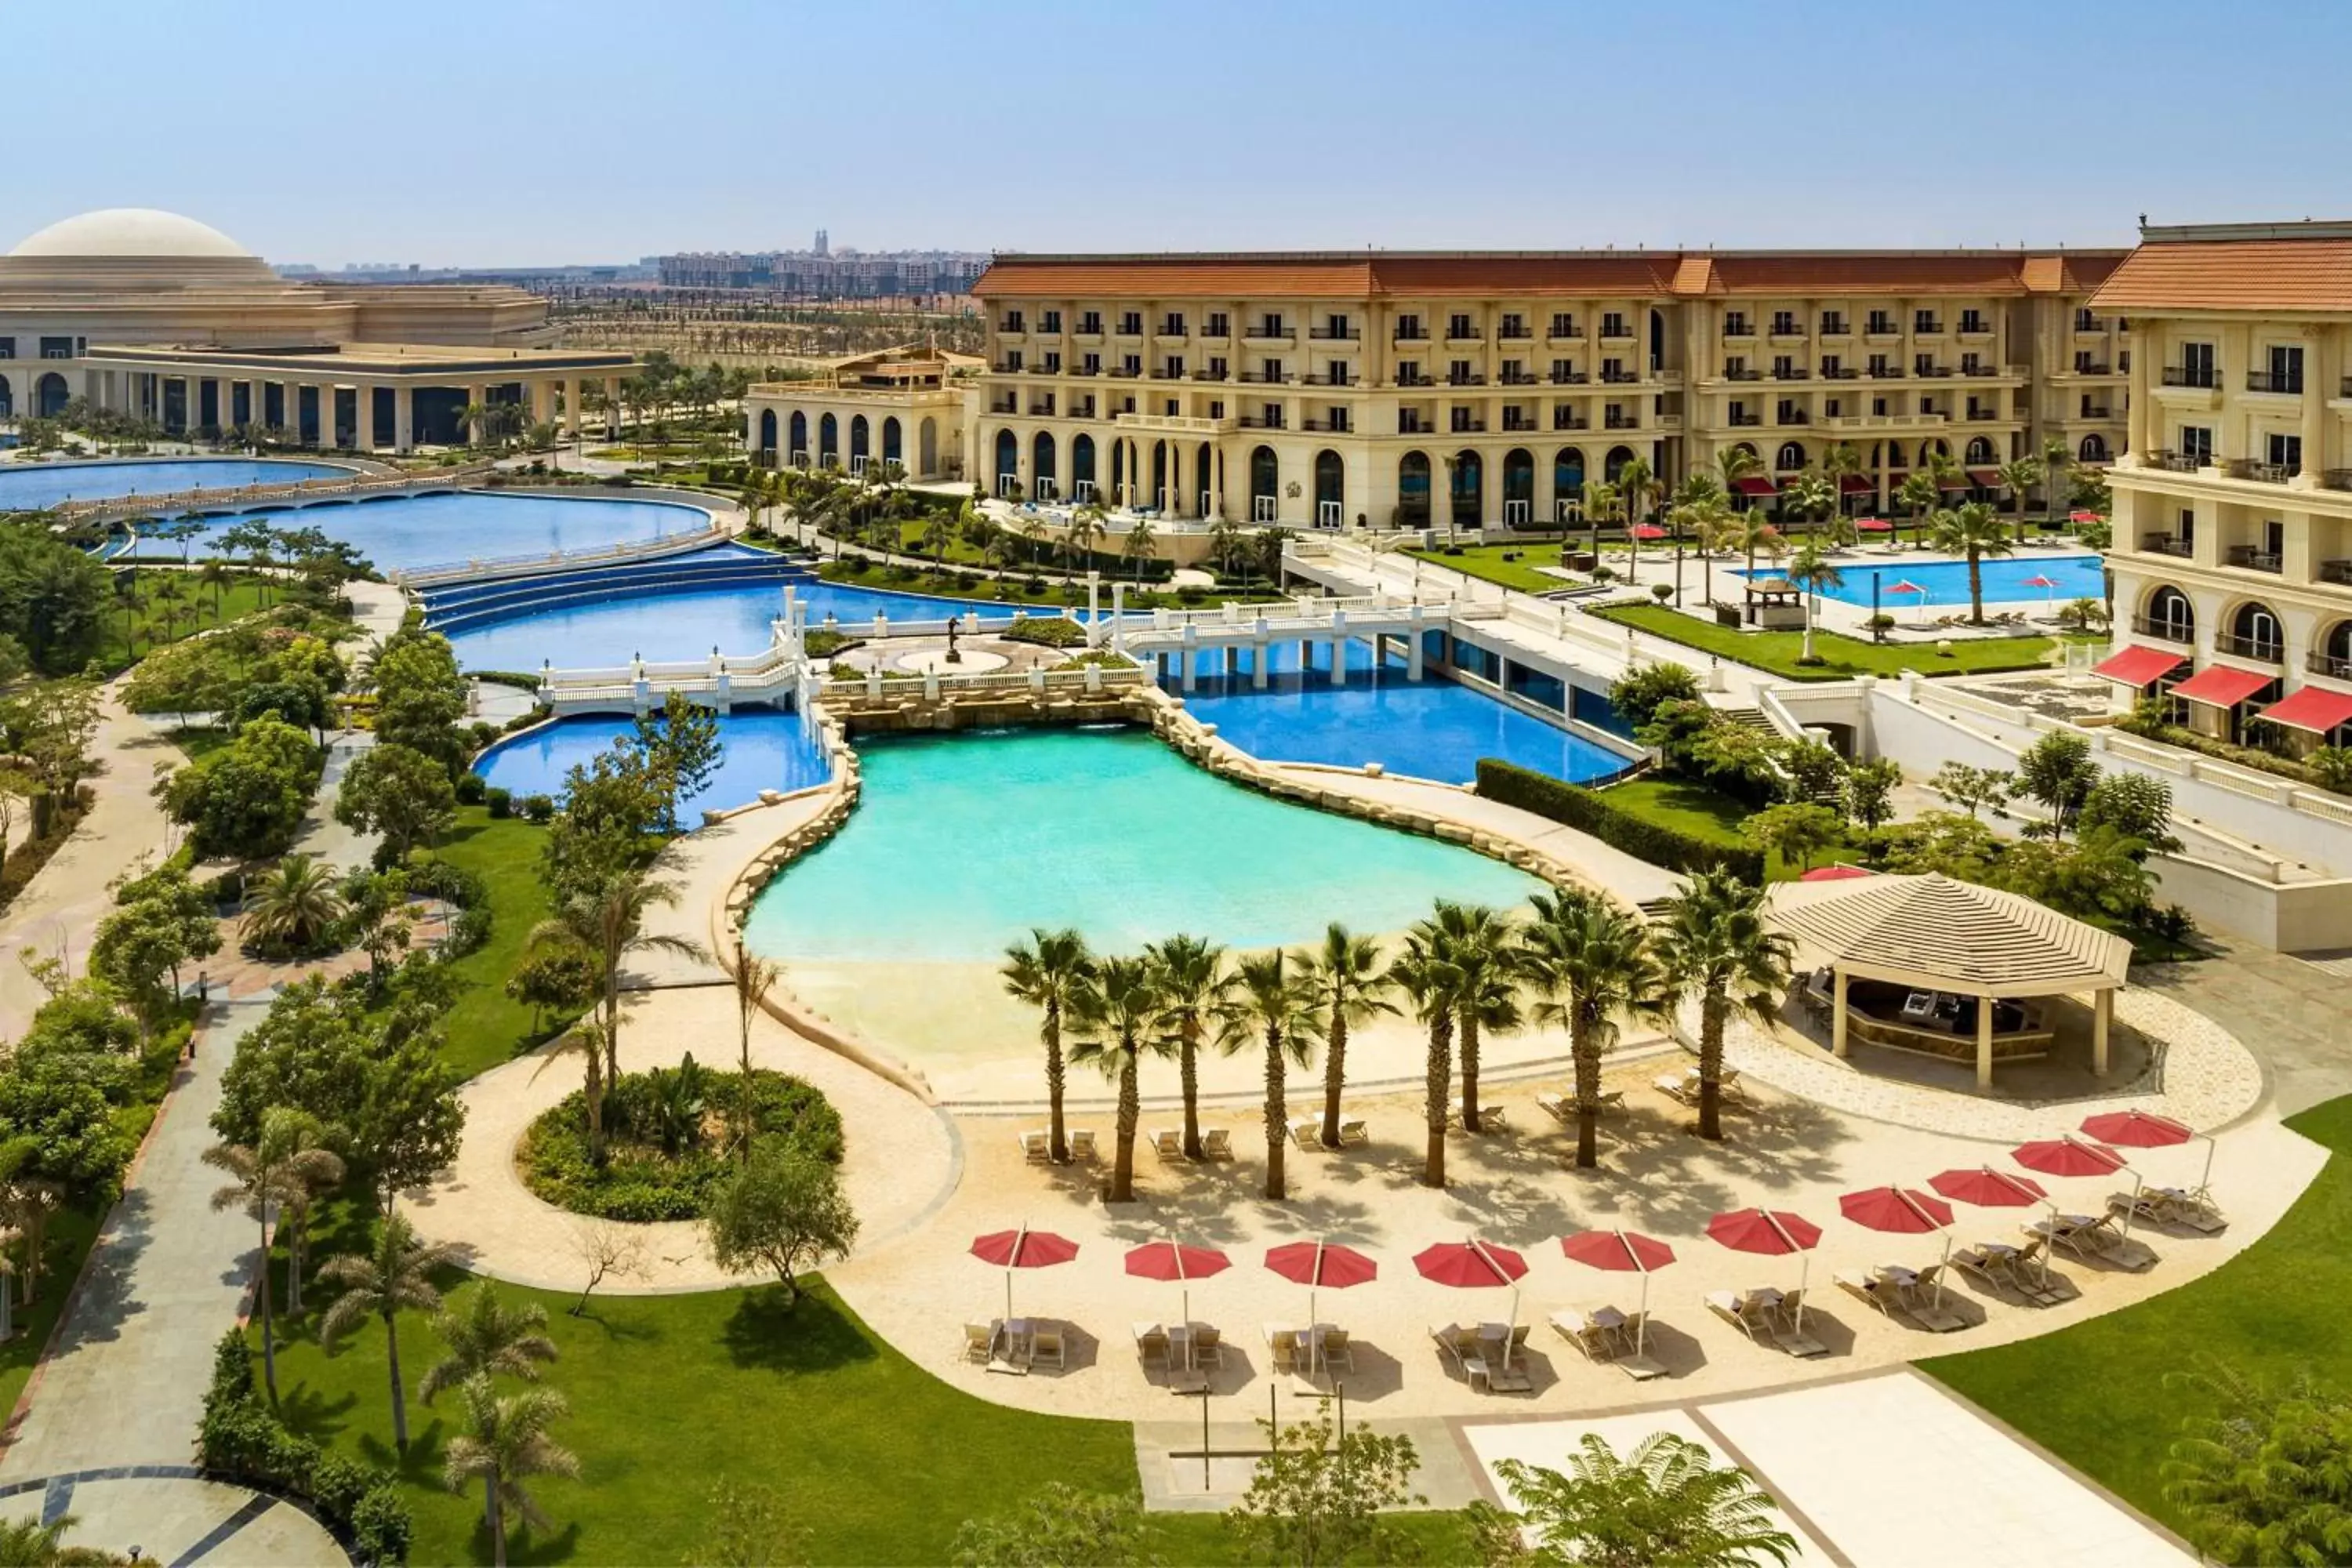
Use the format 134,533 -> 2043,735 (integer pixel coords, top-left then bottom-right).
0,457 -> 349,511
1164,640 -> 1628,785
1740,553 -> 2105,608
473,709 -> 829,818
122,491 -> 706,573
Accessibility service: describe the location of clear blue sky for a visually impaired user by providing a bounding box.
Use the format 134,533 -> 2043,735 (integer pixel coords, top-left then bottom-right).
12,0 -> 2348,267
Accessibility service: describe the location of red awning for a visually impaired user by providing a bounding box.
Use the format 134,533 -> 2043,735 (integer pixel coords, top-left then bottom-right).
2092,645 -> 2186,687
1838,474 -> 1874,494
2257,685 -> 2352,735
1936,471 -> 1971,490
1967,468 -> 2002,488
1733,476 -> 1777,497
2172,665 -> 2274,708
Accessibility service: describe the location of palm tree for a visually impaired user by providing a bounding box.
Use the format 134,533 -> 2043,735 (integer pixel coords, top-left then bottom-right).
1783,470 -> 1837,546
1782,537 -> 1844,663
1895,470 -> 1940,552
1067,956 -> 1170,1203
1300,924 -> 1395,1149
1995,454 -> 2043,544
1653,873 -> 1793,1142
532,870 -> 704,1091
1065,499 -> 1108,573
917,512 -> 956,565
1121,517 -> 1158,583
1820,442 -> 1864,539
1000,928 -> 1095,1163
1715,444 -> 1762,500
1490,1432 -> 1798,1568
1929,499 -> 2016,625
1430,902 -> 1519,1133
1206,514 -> 1247,580
1385,924 -> 1464,1188
1581,479 -> 1621,566
2041,436 -> 2073,530
1616,456 -> 1657,585
729,942 -> 784,1160
420,1284 -> 559,1407
444,1377 -> 581,1568
199,557 -> 232,619
318,1212 -> 459,1453
151,573 -> 189,644
205,1108 -> 345,1403
1144,934 -> 1228,1161
240,853 -> 346,953
1520,889 -> 1661,1170
1214,951 -> 1325,1201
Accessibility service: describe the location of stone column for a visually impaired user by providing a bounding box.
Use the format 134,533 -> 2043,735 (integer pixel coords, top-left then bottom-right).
357,383 -> 378,452
531,377 -> 555,430
1832,969 -> 1849,1058
466,383 -> 488,445
394,386 -> 414,453
2092,988 -> 2112,1077
1975,993 -> 1994,1090
562,378 -> 580,438
604,376 -> 622,437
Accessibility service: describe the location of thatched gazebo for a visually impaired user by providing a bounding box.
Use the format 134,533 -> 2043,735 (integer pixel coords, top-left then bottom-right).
1769,873 -> 2131,1088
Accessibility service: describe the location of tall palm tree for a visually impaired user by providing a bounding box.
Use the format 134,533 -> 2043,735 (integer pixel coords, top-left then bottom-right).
1065,500 -> 1108,573
1998,455 -> 2044,543
1580,479 -> 1621,567
1819,443 -> 1864,539
241,853 -> 346,954
2041,436 -> 2073,529
199,557 -> 232,619
443,1377 -> 581,1568
1067,955 -> 1170,1203
1214,951 -> 1325,1201
1895,470 -> 1941,553
1121,517 -> 1158,583
1715,443 -> 1762,502
1206,514 -> 1247,580
318,1212 -> 460,1454
1300,924 -> 1396,1149
729,942 -> 784,1160
1144,934 -> 1228,1161
1929,499 -> 2016,625
1652,872 -> 1793,1142
420,1284 -> 560,1407
1782,537 -> 1844,663
1000,928 -> 1095,1163
531,870 -> 704,1090
1679,492 -> 1736,606
1616,456 -> 1657,585
1520,890 -> 1661,1170
1430,903 -> 1520,1134
1386,922 -> 1465,1188
205,1108 -> 345,1403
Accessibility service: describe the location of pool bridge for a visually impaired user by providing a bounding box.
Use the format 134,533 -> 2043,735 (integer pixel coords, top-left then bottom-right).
74,461 -> 492,528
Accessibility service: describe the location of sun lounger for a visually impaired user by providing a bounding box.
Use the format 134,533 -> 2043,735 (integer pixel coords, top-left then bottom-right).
2030,1212 -> 2142,1266
964,1320 -> 1000,1362
1289,1118 -> 1321,1149
1549,1309 -> 1617,1363
1029,1323 -> 1065,1370
1191,1325 -> 1224,1368
1895,1265 -> 1967,1333
1429,1323 -> 1493,1390
1133,1322 -> 1170,1367
2111,1186 -> 2227,1235
1446,1105 -> 1510,1132
1537,1091 -> 1571,1123
1017,1131 -> 1049,1163
1147,1128 -> 1182,1160
1263,1324 -> 1299,1374
1067,1129 -> 1096,1162
1318,1327 -> 1353,1373
1338,1119 -> 1369,1146
1769,1290 -> 1829,1357
1705,1289 -> 1781,1343
1201,1128 -> 1232,1160
1836,1269 -> 1900,1318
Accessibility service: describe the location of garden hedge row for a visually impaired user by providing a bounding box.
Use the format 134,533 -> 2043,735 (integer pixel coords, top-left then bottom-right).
1475,759 -> 1766,881
200,1331 -> 411,1564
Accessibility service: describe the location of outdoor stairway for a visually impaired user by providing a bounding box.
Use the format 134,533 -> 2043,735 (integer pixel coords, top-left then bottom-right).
1715,703 -> 1842,804
1637,896 -> 1676,922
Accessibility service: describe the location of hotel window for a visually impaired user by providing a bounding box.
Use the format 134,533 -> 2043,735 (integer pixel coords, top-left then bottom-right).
1163,399 -> 1179,416
1601,311 -> 1628,337
1079,310 -> 1102,334
1003,350 -> 1023,372
1820,310 -> 1847,335
1323,313 -> 1352,339
1723,311 -> 1751,337
1960,309 -> 1987,333
1121,354 -> 1142,376
1207,356 -> 1228,379
1772,355 -> 1796,379
1261,403 -> 1283,429
1001,310 -> 1025,332
1398,360 -> 1425,385
1162,356 -> 1184,379
1824,398 -> 1842,418
1261,358 -> 1285,383
2180,342 -> 2215,385
2075,307 -> 2098,330
1118,311 -> 1143,335
1074,396 -> 1094,418
1550,311 -> 1577,338
1820,354 -> 1843,378
1914,309 -> 1940,333
1770,310 -> 1798,336
1447,312 -> 1475,339
1121,397 -> 1136,413
1327,408 -> 1351,432
1960,353 -> 1983,375
1867,310 -> 1896,334
1552,405 -> 1579,430
2179,508 -> 2195,546
2266,343 -> 2305,394
1034,393 -> 1055,416
0,339 -> 14,359
1258,313 -> 1287,337
2269,433 -> 2303,469
1207,400 -> 1224,418
1396,313 -> 1425,340
1043,350 -> 1062,373
1729,401 -> 1751,425
1914,353 -> 1936,376
2074,350 -> 2097,372
1550,358 -> 1577,383
1040,310 -> 1061,333
1081,352 -> 1102,375
1867,353 -> 1892,377
2119,350 -> 2132,371
1161,312 -> 1185,336
1602,357 -> 1628,383
2181,426 -> 2212,462
1501,358 -> 1524,383
1725,356 -> 1748,378
1204,312 -> 1228,337
1871,397 -> 1888,416
1499,313 -> 1528,339
1448,359 -> 1475,385
1326,361 -> 1351,385
2080,394 -> 2099,416
1450,407 -> 1475,432
1776,398 -> 1801,424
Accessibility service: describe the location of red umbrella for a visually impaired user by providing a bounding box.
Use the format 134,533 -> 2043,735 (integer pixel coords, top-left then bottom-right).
1631,523 -> 1667,540
1265,1240 -> 1377,1375
1886,579 -> 1929,596
1855,517 -> 1895,532
2013,1138 -> 2125,1178
1417,1239 -> 1530,1373
1842,1186 -> 1956,1307
1929,1167 -> 2048,1207
1559,1229 -> 1675,1359
2083,1109 -> 2213,1202
1707,1208 -> 1823,1330
1127,1240 -> 1229,1368
1800,864 -> 1874,882
971,1225 -> 1079,1317
2070,509 -> 2105,524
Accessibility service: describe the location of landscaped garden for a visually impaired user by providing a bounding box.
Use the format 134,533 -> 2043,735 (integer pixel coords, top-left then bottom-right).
1590,601 -> 2074,681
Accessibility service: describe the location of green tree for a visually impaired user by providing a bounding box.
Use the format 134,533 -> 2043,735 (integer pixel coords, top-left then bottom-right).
1520,888 -> 1661,1170
349,1034 -> 467,1209
2016,730 -> 2100,836
1930,761 -> 2013,818
443,1377 -> 581,1568
419,1284 -> 558,1406
89,868 -> 220,1040
1431,902 -> 1519,1134
1615,456 -> 1657,584
341,868 -> 413,992
1928,499 -> 2015,625
1842,757 -> 1903,833
1895,470 -> 1940,552
702,1139 -> 859,1305
1300,924 -> 1395,1150
1225,1401 -> 1424,1567
1781,537 -> 1842,664
2080,771 -> 2180,856
999,928 -> 1095,1164
0,528 -> 111,673
240,852 -> 347,954
632,692 -> 725,833
1652,873 -> 1792,1141
1214,951 -> 1324,1201
1741,802 -> 1845,873
1142,934 -> 1228,1162
1998,455 -> 2045,543
532,867 -> 702,1092
163,715 -> 318,859
335,742 -> 457,862
372,629 -> 468,773
506,938 -> 599,1033
317,1212 -> 459,1454
952,1483 -> 1152,1568
1607,662 -> 1702,732
1120,517 -> 1158,583
1066,955 -> 1171,1203
1476,1433 -> 1797,1568
1385,918 -> 1466,1189
2160,1368 -> 2352,1567
0,677 -> 101,837
204,1107 -> 345,1403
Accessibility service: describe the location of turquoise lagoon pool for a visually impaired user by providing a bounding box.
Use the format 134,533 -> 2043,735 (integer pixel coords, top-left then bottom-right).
742,726 -> 1544,965
122,490 -> 706,573
473,710 -> 829,819
1738,553 -> 2104,608
0,457 -> 348,510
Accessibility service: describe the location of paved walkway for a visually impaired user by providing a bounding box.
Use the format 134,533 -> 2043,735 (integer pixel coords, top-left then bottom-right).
287,733 -> 378,873
0,1470 -> 344,1566
2139,942 -> 2352,1120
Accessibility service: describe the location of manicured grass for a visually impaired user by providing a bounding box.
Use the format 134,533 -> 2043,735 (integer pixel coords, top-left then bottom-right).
425,807 -> 559,1080
260,1270 -> 1468,1566
1405,542 -> 1579,593
1588,601 -> 2070,681
0,1207 -> 101,1423
1596,776 -> 1833,881
96,576 -> 275,673
1924,1094 -> 2352,1533
813,559 -> 1283,612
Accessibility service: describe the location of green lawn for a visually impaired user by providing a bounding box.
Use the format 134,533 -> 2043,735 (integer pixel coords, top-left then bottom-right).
260,1270 -> 1467,1566
1924,1094 -> 2352,1534
1404,542 -> 1580,593
424,807 -> 559,1080
97,576 -> 276,673
1589,602 -> 2070,681
812,558 -> 1283,612
1595,776 -> 1835,880
0,1207 -> 101,1422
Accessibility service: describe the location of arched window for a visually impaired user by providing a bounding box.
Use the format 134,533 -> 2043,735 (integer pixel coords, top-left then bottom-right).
1501,447 -> 1534,525
1553,446 -> 1585,517
2080,433 -> 2109,463
757,409 -> 778,455
36,373 -> 70,419
1775,441 -> 1806,472
1151,441 -> 1169,508
918,417 -> 938,475
1398,450 -> 1432,526
2143,586 -> 2194,642
0,375 -> 12,418
850,414 -> 871,463
2325,619 -> 2352,669
818,412 -> 839,464
1196,441 -> 1214,515
2230,601 -> 2283,660
1603,444 -> 1636,483
993,428 -> 1018,495
1313,448 -> 1344,526
1032,430 -> 1057,498
1072,432 -> 1097,492
1920,437 -> 1950,462
1449,449 -> 1483,527
789,410 -> 808,461
1886,441 -> 1907,470
1965,436 -> 1995,465
1250,445 -> 1279,521
881,416 -> 902,465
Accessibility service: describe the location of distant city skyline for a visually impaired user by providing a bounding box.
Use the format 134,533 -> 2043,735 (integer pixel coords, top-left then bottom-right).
9,0 -> 2348,269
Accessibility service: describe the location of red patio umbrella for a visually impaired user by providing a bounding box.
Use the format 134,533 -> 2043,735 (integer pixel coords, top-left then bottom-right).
1559,1229 -> 1676,1359
971,1225 -> 1080,1318
1855,517 -> 1895,532
1417,1238 -> 1530,1373
1932,1166 -> 2056,1285
1707,1207 -> 1823,1330
1632,523 -> 1668,540
1841,1186 -> 1957,1308
2069,509 -> 2106,524
2084,1108 -> 2213,1210
1126,1240 -> 1230,1368
1799,864 -> 1874,882
2012,1137 -> 2125,1179
2020,572 -> 2062,609
1266,1240 -> 1377,1375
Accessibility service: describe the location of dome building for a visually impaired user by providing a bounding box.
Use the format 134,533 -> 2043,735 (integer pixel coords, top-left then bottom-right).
0,207 -> 633,447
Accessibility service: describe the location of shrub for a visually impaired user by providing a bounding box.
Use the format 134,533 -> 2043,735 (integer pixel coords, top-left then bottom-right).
1000,616 -> 1089,649
401,857 -> 486,909
448,906 -> 494,957
522,793 -> 557,823
1475,760 -> 1766,881
485,786 -> 513,818
454,771 -> 487,804
521,1065 -> 844,1221
199,1327 -> 412,1563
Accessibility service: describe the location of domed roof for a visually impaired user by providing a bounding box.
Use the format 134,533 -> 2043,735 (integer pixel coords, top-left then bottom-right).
9,209 -> 252,260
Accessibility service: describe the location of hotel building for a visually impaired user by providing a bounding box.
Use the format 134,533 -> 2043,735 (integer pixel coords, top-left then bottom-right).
743,345 -> 978,482
960,249 -> 2129,530
2096,221 -> 2352,747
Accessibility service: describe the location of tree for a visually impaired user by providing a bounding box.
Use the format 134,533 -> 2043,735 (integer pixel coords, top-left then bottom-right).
420,1284 -> 558,1406
1225,1401 -> 1424,1567
341,869 -> 414,992
1928,499 -> 2014,625
0,677 -> 101,837
1930,761 -> 2013,818
1895,471 -> 1940,552
163,715 -> 318,860
318,1212 -> 459,1454
1432,902 -> 1519,1133
1214,951 -> 1324,1201
1580,478 -> 1621,561
241,852 -> 347,954
1067,955 -> 1171,1203
335,742 -> 457,862
2016,731 -> 2100,837
350,1034 -> 467,1208
1780,538 -> 1842,664
692,1480 -> 810,1568
1064,500 -> 1107,572
204,1107 -> 344,1404
1998,455 -> 2045,543
372,629 -> 468,774
2080,771 -> 2180,856
1607,662 -> 1701,733
632,692 -> 724,833
702,1139 -> 859,1305
2161,1367 -> 2352,1567
1143,934 -> 1228,1162
89,869 -> 220,1040
1615,456 -> 1657,584
1300,924 -> 1395,1150
443,1377 -> 581,1568
730,942 -> 785,1158
1741,802 -> 1844,873
1652,873 -> 1791,1141
1121,517 -> 1158,583
1385,920 -> 1464,1189
1520,888 -> 1661,1169
532,866 -> 703,1091
567,1219 -> 648,1318
1000,928 -> 1094,1165
953,1483 -> 1152,1568
1477,1433 -> 1797,1568
1842,757 -> 1902,833
0,528 -> 110,673
506,938 -> 598,1033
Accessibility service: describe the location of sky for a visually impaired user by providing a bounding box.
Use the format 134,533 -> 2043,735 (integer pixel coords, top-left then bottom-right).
9,0 -> 2350,268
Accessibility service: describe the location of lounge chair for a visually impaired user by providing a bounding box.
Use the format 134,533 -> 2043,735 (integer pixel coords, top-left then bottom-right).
963,1320 -> 1000,1363
1653,1071 -> 1698,1106
1896,1265 -> 1967,1333
1835,1269 -> 1900,1318
1338,1119 -> 1370,1147
1017,1131 -> 1049,1163
1147,1128 -> 1182,1160
1549,1309 -> 1617,1363
1769,1290 -> 1828,1357
1705,1289 -> 1778,1343
1029,1324 -> 1065,1370
1288,1117 -> 1321,1149
2030,1213 -> 2132,1265
1951,1243 -> 2012,1292
1201,1127 -> 1232,1160
1446,1105 -> 1510,1133
1428,1322 -> 1474,1370
1319,1327 -> 1354,1374
1067,1129 -> 1097,1162
1192,1325 -> 1225,1369
1536,1091 -> 1571,1124
1263,1324 -> 1298,1374
2111,1186 -> 2227,1235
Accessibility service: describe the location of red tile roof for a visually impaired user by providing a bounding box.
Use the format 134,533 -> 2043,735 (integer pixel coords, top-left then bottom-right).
2091,237 -> 2352,312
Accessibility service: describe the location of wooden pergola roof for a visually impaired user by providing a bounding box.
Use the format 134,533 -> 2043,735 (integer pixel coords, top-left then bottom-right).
1768,873 -> 2130,998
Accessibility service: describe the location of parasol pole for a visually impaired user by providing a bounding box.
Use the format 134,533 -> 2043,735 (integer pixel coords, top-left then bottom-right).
1897,1188 -> 1952,1310
1765,1211 -> 1809,1332
1624,1229 -> 1653,1359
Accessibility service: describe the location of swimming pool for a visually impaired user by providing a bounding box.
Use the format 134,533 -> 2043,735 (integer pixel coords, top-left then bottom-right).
473,709 -> 829,818
742,726 -> 1543,965
1165,640 -> 1627,785
122,491 -> 706,573
1740,554 -> 2105,608
0,457 -> 349,510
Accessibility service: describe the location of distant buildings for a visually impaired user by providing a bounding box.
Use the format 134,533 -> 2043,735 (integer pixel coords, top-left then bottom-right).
653,245 -> 986,299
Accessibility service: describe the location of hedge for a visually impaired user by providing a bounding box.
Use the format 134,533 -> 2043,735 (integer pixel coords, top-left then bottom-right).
199,1330 -> 412,1564
1475,759 -> 1766,881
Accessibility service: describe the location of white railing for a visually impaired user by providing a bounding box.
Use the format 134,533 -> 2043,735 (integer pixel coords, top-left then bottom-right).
65,461 -> 492,524
395,520 -> 728,587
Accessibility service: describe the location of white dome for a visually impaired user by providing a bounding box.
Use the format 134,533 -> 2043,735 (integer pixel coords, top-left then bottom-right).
9,209 -> 251,260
